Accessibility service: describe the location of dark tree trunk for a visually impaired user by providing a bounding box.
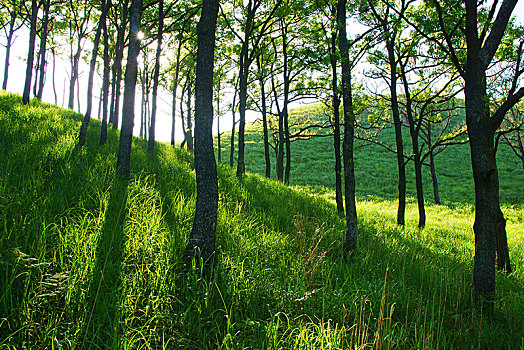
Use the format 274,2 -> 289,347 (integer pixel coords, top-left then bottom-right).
79,0 -> 109,147
256,55 -> 271,178
282,23 -> 291,185
236,1 -> 255,181
400,62 -> 425,228
51,48 -> 57,105
186,77 -> 194,152
36,0 -> 50,100
69,38 -> 83,110
386,38 -> 406,226
22,0 -> 38,105
337,0 -> 357,255
216,80 -> 222,163
109,0 -> 129,129
330,27 -> 343,213
427,125 -> 441,205
271,72 -> 284,182
230,79 -> 237,167
116,0 -> 143,178
171,26 -> 185,146
2,14 -> 17,90
148,0 -> 163,153
100,11 -> 111,145
183,0 -> 219,265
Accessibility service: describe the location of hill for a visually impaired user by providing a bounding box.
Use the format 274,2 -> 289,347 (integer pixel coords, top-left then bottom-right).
0,91 -> 523,348
217,103 -> 524,206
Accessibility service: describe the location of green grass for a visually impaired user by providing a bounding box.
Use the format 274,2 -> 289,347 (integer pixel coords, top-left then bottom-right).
0,91 -> 523,348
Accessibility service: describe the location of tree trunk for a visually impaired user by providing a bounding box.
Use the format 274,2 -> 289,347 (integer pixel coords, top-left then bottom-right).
230,79 -> 237,167
330,27 -> 343,214
148,0 -> 163,153
69,38 -> 83,110
109,0 -> 128,129
256,55 -> 271,178
282,22 -> 291,185
2,14 -> 17,90
36,0 -> 50,100
386,38 -> 406,226
337,0 -> 357,255
116,0 -> 143,178
183,0 -> 219,265
186,77 -> 194,152
429,149 -> 441,205
271,72 -> 284,182
171,27 -> 184,146
100,12 -> 111,146
51,48 -> 57,105
79,0 -> 109,147
22,0 -> 38,105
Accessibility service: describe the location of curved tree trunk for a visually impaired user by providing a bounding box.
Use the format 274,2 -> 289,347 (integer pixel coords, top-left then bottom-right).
36,0 -> 51,100
183,0 -> 219,265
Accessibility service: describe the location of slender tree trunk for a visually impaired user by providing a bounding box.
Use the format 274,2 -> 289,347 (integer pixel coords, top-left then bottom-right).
69,39 -> 83,110
116,0 -> 143,178
2,15 -> 17,90
171,27 -> 184,146
282,24 -> 291,185
337,0 -> 357,255
230,79 -> 237,167
183,0 -> 219,265
271,72 -> 284,182
79,0 -> 109,147
22,0 -> 38,105
330,28 -> 343,213
110,0 -> 128,129
216,80 -> 222,163
186,78 -> 194,152
256,55 -> 271,178
427,125 -> 441,204
52,48 -> 57,105
148,0 -> 163,153
36,0 -> 50,100
100,12 -> 111,145
386,38 -> 406,226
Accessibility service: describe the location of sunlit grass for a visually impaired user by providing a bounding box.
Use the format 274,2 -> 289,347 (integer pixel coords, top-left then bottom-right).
0,91 -> 523,348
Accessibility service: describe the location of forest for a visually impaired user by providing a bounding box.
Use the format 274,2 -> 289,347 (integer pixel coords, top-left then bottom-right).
1,0 -> 524,348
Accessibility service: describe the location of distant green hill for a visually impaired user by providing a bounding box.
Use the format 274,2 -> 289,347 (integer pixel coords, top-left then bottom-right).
217,103 -> 524,206
1,91 -> 523,348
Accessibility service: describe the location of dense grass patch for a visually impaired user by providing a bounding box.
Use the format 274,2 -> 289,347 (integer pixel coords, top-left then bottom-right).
0,91 -> 523,348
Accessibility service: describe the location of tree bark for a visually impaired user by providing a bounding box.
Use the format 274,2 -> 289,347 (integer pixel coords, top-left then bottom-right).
186,76 -> 194,152
282,22 -> 291,185
36,0 -> 50,100
79,0 -> 109,147
183,0 -> 219,265
22,0 -> 38,105
69,37 -> 83,110
171,26 -> 185,146
2,13 -> 17,90
100,10 -> 111,146
116,0 -> 143,178
230,78 -> 237,167
330,26 -> 343,214
148,0 -> 163,153
256,55 -> 271,178
337,0 -> 358,255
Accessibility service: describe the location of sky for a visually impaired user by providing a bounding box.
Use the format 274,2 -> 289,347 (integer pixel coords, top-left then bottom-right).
1,3 -> 523,142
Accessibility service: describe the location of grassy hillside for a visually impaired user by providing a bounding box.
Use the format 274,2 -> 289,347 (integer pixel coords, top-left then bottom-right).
217,104 -> 524,206
0,91 -> 523,348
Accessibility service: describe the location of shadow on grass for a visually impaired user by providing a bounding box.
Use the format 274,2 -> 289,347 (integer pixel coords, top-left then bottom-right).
78,177 -> 129,348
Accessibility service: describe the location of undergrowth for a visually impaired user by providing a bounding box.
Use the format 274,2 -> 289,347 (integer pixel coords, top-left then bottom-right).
0,91 -> 522,348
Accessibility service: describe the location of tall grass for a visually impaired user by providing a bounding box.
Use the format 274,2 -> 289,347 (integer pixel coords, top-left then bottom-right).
0,91 -> 522,348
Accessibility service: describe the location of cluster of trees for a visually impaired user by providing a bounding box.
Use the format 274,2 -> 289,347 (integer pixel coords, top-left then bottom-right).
2,0 -> 523,311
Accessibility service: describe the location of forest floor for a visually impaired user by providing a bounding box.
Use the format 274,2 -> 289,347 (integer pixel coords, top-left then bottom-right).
1,91 -> 523,348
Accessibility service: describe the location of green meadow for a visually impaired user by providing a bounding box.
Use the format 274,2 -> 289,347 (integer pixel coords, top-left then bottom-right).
1,91 -> 523,348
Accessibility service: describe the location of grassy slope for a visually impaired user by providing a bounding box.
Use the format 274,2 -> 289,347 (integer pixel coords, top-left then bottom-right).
218,104 -> 524,206
0,91 -> 523,348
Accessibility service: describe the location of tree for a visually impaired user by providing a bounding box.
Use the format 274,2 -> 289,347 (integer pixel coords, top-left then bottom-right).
22,0 -> 39,105
1,0 -> 26,91
500,102 -> 524,173
421,0 -> 523,307
78,0 -> 111,147
183,0 -> 219,265
148,0 -> 164,153
337,0 -> 357,254
116,0 -> 142,178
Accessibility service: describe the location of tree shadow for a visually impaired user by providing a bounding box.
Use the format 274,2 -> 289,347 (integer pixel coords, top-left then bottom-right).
78,177 -> 129,348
